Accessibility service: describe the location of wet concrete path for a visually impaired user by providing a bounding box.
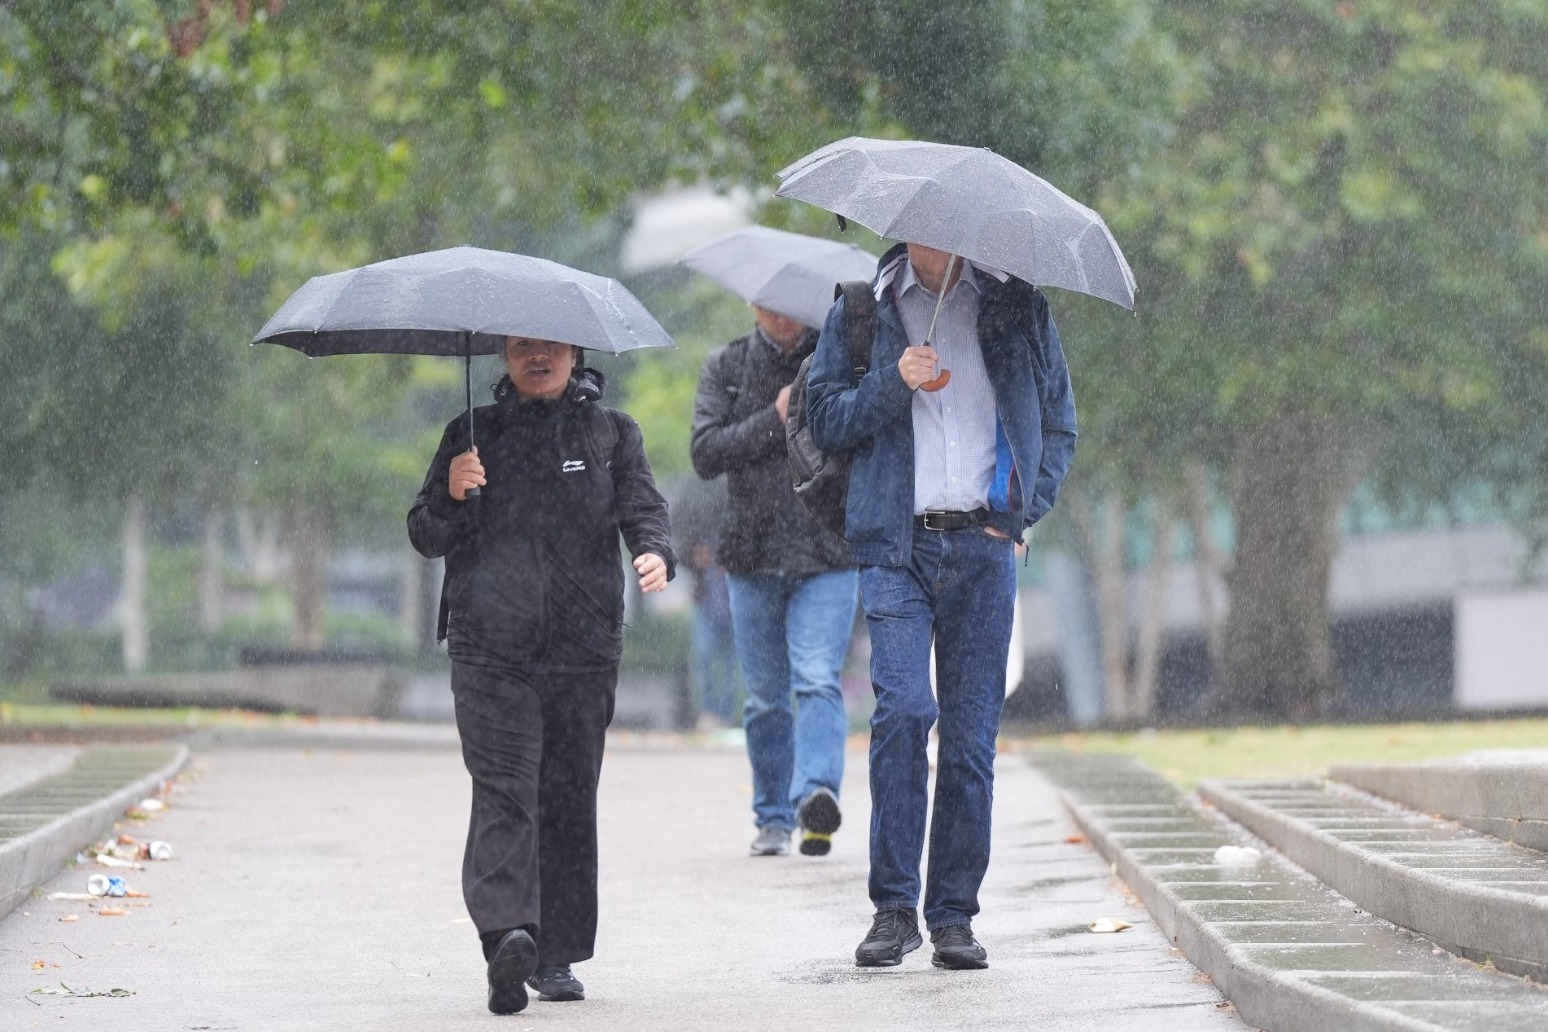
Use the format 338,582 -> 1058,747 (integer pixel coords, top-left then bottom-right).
1,739 -> 1246,1031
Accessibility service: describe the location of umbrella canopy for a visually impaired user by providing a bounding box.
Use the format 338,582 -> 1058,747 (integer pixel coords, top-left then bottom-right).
677,226 -> 877,329
252,245 -> 674,356
774,137 -> 1136,310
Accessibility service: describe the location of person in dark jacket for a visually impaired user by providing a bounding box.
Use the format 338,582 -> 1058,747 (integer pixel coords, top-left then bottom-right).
408,335 -> 675,1014
807,242 -> 1076,971
691,305 -> 858,859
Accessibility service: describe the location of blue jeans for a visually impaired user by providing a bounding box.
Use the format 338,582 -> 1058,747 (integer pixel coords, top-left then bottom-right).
859,528 -> 1016,931
692,603 -> 740,724
727,569 -> 858,830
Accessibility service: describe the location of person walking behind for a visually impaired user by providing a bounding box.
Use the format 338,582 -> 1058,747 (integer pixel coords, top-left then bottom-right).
671,475 -> 742,727
806,242 -> 1077,970
692,305 -> 858,858
409,337 -> 675,1014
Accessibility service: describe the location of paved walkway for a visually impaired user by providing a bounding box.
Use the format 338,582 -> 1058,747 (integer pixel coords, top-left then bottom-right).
1,739 -> 1245,1030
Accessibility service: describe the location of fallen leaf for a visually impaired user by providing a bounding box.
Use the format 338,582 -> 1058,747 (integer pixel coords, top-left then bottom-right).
30,983 -> 136,998
32,960 -> 45,970
1089,917 -> 1132,933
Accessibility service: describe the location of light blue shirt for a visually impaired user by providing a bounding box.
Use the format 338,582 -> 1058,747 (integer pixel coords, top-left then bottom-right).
886,255 -> 1001,514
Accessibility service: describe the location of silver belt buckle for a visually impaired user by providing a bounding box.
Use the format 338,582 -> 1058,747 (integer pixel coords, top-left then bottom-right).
923,510 -> 949,531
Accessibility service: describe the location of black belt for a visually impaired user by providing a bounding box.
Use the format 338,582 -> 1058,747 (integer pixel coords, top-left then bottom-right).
914,508 -> 990,532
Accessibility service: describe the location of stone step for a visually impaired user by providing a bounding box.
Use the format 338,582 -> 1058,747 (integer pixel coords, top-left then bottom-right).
0,742 -> 188,919
1200,776 -> 1548,980
1027,752 -> 1548,1032
1332,753 -> 1548,853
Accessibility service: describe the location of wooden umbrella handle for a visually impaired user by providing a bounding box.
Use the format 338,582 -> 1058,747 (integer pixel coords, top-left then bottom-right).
919,369 -> 951,392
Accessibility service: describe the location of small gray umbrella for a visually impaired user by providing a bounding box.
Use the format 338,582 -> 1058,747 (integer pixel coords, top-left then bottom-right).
677,225 -> 876,329
774,137 -> 1137,310
253,245 -> 673,494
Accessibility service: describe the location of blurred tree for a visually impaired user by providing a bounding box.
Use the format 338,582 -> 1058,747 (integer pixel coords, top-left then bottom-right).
1105,0 -> 1548,718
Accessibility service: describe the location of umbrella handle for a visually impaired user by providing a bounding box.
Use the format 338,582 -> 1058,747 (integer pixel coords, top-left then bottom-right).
917,253 -> 957,393
464,337 -> 481,500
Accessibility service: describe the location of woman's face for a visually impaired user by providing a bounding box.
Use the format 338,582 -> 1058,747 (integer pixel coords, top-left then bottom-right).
505,337 -> 576,400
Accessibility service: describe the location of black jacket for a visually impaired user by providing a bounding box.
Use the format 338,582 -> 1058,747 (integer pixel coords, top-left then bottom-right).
690,330 -> 852,576
409,372 -> 676,672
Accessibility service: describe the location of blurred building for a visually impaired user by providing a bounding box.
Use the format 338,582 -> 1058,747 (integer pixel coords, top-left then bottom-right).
1007,518 -> 1548,726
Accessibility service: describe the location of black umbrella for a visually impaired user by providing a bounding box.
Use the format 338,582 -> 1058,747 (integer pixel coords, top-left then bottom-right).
252,246 -> 674,492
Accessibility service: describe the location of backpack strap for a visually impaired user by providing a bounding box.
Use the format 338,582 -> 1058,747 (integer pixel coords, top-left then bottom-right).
834,281 -> 875,384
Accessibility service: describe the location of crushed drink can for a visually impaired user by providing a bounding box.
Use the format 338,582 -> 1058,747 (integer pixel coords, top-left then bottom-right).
86,873 -> 111,896
148,841 -> 173,861
105,875 -> 127,897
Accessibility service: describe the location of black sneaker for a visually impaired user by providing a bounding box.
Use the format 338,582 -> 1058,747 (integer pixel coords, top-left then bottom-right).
854,908 -> 922,967
797,787 -> 842,856
750,825 -> 792,856
930,924 -> 989,969
527,965 -> 585,1002
486,928 -> 539,1014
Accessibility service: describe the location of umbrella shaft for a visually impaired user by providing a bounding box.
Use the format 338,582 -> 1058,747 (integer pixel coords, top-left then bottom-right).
464,334 -> 476,451
922,253 -> 959,346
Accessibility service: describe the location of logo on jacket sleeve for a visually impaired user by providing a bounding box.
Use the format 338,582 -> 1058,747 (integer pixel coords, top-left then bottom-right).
561,459 -> 587,473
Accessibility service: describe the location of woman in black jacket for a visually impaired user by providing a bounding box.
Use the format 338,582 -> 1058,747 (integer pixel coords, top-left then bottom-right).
408,336 -> 675,1014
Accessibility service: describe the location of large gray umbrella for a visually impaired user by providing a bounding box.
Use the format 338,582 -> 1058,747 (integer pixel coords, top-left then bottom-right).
253,245 -> 673,493
677,226 -> 876,329
774,137 -> 1136,310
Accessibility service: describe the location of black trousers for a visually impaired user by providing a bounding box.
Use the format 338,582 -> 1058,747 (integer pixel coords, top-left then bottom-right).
451,661 -> 616,967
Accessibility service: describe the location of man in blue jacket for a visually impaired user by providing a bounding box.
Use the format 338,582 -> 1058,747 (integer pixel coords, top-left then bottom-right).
807,241 -> 1077,970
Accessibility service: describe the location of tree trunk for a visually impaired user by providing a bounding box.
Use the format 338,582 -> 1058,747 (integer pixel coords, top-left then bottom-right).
199,507 -> 224,633
1131,498 -> 1176,720
1065,488 -> 1126,723
399,551 -> 422,646
120,495 -> 148,672
1183,461 -> 1226,669
287,504 -> 330,650
1207,411 -> 1354,720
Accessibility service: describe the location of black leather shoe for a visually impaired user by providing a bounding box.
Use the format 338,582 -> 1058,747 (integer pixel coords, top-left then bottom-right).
486,928 -> 539,1014
854,908 -> 922,967
527,965 -> 585,1002
930,924 -> 989,969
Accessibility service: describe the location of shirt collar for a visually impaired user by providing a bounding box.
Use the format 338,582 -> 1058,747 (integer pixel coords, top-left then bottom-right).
876,252 -> 1009,302
753,324 -> 816,359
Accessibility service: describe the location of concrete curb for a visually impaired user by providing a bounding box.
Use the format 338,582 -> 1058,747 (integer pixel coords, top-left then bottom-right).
0,743 -> 189,919
1201,779 -> 1548,980
1332,761 -> 1548,853
1027,752 -> 1548,1032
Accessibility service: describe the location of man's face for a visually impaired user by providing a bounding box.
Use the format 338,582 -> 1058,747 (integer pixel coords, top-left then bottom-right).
753,306 -> 808,351
905,243 -> 958,292
504,337 -> 576,400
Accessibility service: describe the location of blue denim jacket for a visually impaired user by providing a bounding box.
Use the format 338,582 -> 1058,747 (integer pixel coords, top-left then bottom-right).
806,248 -> 1077,567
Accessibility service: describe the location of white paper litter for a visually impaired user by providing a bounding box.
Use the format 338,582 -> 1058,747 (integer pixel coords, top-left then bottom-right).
1213,845 -> 1262,866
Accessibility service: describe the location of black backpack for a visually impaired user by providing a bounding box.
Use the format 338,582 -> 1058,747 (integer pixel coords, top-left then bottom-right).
785,281 -> 876,538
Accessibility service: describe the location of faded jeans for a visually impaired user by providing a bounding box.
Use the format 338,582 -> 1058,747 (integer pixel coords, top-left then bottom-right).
859,527 -> 1015,931
727,569 -> 858,830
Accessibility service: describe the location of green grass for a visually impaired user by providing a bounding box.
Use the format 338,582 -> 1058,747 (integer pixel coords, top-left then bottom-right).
1006,719 -> 1548,788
